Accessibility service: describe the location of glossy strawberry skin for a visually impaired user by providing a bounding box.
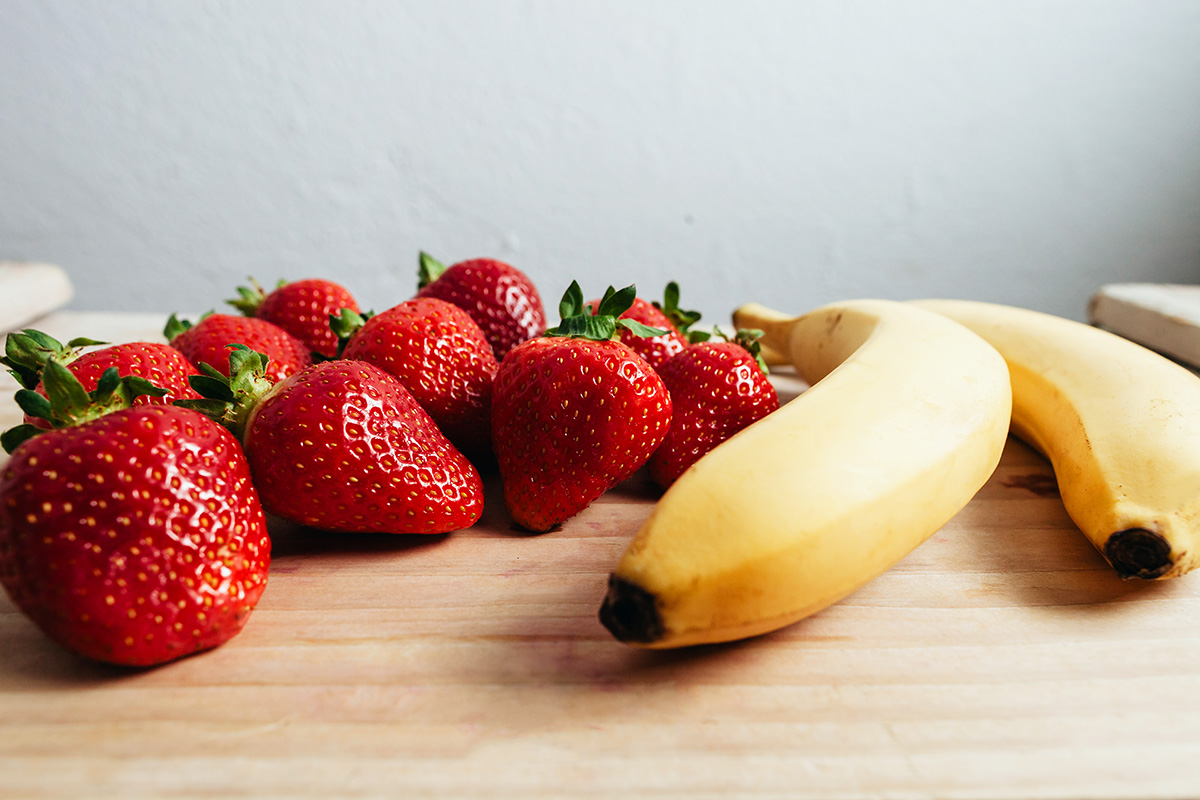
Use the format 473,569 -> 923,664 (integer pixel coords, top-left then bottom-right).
491,337 -> 672,532
243,360 -> 483,534
28,342 -> 203,429
170,314 -> 312,384
341,297 -> 498,461
417,259 -> 545,359
0,406 -> 271,667
648,342 -> 780,488
256,279 -> 359,359
588,296 -> 687,371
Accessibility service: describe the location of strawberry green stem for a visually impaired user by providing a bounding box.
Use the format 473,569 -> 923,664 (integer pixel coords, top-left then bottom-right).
417,251 -> 448,289
652,281 -> 702,334
174,345 -> 277,440
545,281 -> 669,342
328,308 -> 374,358
1,329 -> 106,389
163,311 -> 218,343
1,362 -> 167,453
226,278 -> 272,317
688,326 -> 771,374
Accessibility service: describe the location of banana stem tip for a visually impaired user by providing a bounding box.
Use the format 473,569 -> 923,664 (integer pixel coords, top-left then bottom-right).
1105,527 -> 1174,579
599,576 -> 664,644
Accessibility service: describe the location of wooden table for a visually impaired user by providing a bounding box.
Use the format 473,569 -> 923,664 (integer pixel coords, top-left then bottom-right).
3,311 -> 1200,799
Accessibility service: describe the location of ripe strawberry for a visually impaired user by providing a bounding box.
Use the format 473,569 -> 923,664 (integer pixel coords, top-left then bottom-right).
491,282 -> 672,532
228,277 -> 359,359
0,364 -> 270,667
42,342 -> 203,404
334,298 -> 498,461
180,348 -> 483,534
416,251 -> 546,359
587,282 -> 699,370
648,329 -> 780,488
165,312 -> 312,384
3,330 -> 203,429
2,329 -> 105,390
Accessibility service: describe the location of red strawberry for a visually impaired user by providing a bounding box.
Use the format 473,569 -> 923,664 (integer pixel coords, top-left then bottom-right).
228,277 -> 359,359
2,329 -> 106,389
648,330 -> 780,488
0,364 -> 270,666
165,313 -> 312,384
416,251 -> 545,359
335,298 -> 498,461
44,342 -> 202,403
2,330 -> 203,429
491,282 -> 672,532
181,348 -> 483,534
587,283 -> 699,371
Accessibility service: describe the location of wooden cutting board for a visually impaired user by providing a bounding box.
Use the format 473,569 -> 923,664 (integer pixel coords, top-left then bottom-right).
0,262 -> 73,333
1089,283 -> 1200,368
2,311 -> 1200,799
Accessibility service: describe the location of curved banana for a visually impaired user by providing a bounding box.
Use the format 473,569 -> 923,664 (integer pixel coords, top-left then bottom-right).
599,299 -> 1012,648
913,298 -> 1200,580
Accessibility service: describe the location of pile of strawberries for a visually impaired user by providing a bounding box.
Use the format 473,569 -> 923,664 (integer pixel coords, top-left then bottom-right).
0,253 -> 779,667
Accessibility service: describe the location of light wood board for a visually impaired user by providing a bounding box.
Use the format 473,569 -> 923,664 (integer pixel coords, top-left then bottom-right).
2,311 -> 1200,799
0,262 -> 73,334
1089,283 -> 1200,369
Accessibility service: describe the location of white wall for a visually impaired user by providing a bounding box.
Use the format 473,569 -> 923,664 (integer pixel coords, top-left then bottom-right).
2,0 -> 1199,323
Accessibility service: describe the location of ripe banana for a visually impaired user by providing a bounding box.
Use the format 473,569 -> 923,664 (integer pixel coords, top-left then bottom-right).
913,298 -> 1200,580
599,299 -> 1012,648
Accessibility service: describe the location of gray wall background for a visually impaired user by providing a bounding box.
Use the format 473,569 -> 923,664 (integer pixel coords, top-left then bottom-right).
3,0 -> 1199,323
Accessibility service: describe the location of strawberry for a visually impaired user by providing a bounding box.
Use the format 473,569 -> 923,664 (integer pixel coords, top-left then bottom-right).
0,363 -> 270,666
1,329 -> 105,390
491,282 -> 672,532
587,282 -> 699,371
165,312 -> 312,384
180,347 -> 483,534
3,330 -> 203,429
648,329 -> 780,489
333,298 -> 498,461
228,277 -> 359,359
416,251 -> 546,359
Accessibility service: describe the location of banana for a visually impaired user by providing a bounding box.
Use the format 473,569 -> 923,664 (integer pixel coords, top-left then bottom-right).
912,298 -> 1200,580
599,299 -> 1012,648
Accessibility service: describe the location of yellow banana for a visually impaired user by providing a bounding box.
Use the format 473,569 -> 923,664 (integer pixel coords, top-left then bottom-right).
913,298 -> 1200,580
599,299 -> 1012,648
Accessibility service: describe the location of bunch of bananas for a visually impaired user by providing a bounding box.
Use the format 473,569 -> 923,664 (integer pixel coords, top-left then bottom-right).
599,298 -> 1200,649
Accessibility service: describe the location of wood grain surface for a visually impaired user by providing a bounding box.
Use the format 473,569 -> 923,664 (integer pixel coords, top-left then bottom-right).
2,311 -> 1200,799
0,262 -> 73,334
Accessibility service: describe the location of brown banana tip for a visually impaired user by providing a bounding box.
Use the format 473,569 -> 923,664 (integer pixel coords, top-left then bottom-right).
1105,527 -> 1173,580
599,575 -> 664,644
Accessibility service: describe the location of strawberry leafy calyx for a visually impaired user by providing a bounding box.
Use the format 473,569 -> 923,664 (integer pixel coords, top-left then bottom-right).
226,277 -> 286,318
163,311 -> 216,343
327,308 -> 376,359
652,281 -> 702,335
174,345 -> 276,439
688,327 -> 771,374
417,251 -> 448,289
1,329 -> 107,390
545,281 -> 670,342
1,362 -> 167,454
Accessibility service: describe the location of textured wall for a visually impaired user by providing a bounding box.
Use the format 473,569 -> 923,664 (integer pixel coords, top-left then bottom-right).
2,0 -> 1199,323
